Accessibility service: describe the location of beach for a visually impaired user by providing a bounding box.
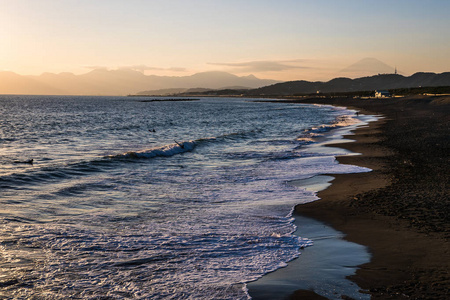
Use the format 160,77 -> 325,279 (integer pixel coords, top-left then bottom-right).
283,96 -> 449,299
1,95 -> 447,298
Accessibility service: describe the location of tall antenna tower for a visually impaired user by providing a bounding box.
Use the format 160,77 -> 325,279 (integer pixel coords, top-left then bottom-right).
395,66 -> 397,75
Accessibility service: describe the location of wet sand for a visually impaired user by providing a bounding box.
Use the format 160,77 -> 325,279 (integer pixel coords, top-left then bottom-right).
248,96 -> 449,299
290,96 -> 449,299
248,214 -> 371,299
247,118 -> 377,300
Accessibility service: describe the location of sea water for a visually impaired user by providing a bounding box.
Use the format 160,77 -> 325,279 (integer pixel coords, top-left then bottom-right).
0,96 -> 369,299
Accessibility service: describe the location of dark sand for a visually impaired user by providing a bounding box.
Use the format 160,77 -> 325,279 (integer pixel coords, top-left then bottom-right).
251,96 -> 449,299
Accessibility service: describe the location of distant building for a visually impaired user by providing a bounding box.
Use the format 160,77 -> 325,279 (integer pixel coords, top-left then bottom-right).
375,90 -> 390,98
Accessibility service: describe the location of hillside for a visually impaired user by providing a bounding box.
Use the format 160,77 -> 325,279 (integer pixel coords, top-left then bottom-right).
247,72 -> 450,96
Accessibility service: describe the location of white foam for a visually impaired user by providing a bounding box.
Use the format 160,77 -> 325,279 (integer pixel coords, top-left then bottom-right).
0,98 -> 376,300
110,140 -> 196,159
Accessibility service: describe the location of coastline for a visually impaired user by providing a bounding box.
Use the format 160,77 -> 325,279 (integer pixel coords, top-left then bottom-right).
289,96 -> 449,299
249,96 -> 449,299
248,110 -> 382,300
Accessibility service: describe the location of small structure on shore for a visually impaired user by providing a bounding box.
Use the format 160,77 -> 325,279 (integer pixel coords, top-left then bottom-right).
375,90 -> 391,98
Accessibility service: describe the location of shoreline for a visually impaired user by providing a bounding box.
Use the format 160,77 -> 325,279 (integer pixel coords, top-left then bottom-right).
249,96 -> 449,299
291,97 -> 449,299
248,111 -> 382,300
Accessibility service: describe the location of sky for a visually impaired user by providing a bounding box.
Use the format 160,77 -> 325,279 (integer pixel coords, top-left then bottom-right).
1,0 -> 450,81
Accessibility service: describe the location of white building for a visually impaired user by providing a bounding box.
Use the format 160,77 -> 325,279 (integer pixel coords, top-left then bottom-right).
375,90 -> 390,98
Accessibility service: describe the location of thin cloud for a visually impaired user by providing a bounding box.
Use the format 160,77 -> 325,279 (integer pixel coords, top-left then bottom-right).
84,65 -> 187,72
84,65 -> 109,70
119,65 -> 187,72
167,67 -> 187,72
208,60 -> 311,72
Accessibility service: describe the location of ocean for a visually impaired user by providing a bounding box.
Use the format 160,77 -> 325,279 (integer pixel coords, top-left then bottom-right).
0,95 -> 370,299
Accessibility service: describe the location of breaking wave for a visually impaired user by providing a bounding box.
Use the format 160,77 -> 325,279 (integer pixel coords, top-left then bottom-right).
297,114 -> 361,141
108,140 -> 197,159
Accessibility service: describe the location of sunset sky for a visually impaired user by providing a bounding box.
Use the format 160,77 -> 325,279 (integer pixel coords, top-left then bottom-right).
1,0 -> 449,81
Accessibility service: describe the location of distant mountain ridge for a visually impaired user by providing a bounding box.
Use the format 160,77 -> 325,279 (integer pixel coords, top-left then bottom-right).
137,86 -> 251,96
0,70 -> 278,96
2,68 -> 449,97
338,57 -> 400,78
248,72 -> 450,96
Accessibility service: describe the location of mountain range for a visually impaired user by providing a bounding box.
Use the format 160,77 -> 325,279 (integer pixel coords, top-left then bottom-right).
0,70 -> 278,96
1,57 -> 449,96
246,72 -> 450,96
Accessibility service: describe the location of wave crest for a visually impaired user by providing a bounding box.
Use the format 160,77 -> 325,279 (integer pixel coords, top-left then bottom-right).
109,141 -> 196,159
297,114 -> 361,141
